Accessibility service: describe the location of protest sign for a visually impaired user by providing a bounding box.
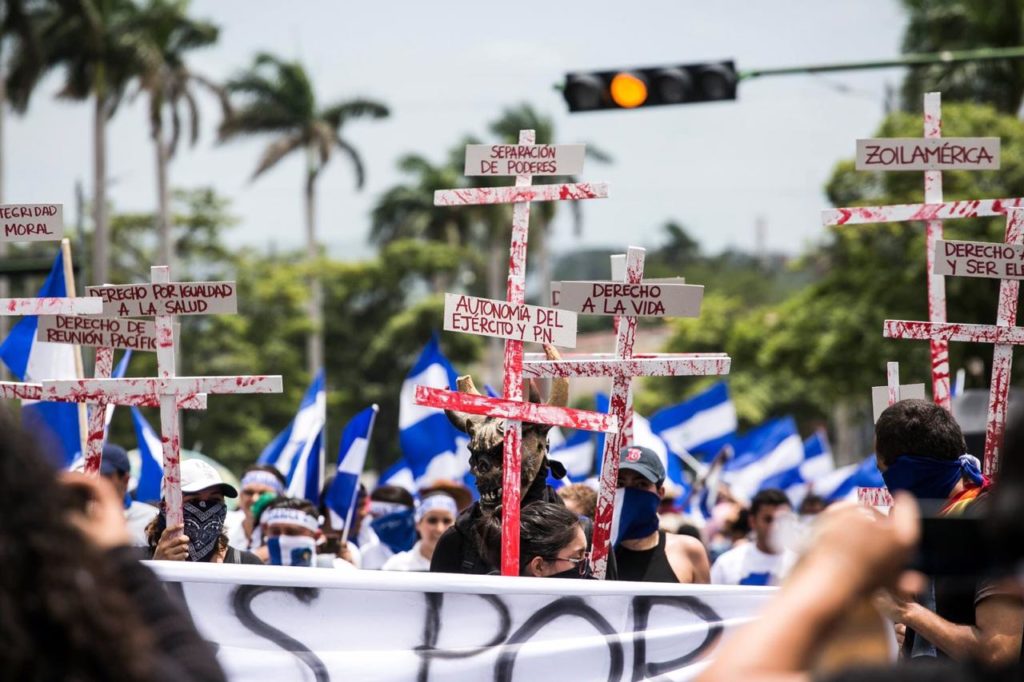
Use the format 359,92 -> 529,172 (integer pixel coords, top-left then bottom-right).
443,293 -> 577,347
151,561 -> 774,682
0,203 -> 63,242
856,137 -> 999,171
464,144 -> 585,176
36,315 -> 158,352
933,239 -> 1024,279
86,281 -> 237,317
556,281 -> 703,318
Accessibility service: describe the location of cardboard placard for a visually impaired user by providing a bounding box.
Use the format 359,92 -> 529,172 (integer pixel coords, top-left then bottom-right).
36,315 -> 158,351
443,293 -> 577,347
871,383 -> 927,422
855,138 -> 1000,171
933,239 -> 1024,279
463,144 -> 585,177
86,281 -> 237,317
0,203 -> 63,242
555,281 -> 703,318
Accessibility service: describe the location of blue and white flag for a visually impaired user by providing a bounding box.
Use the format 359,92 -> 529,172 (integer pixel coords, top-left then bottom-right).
550,428 -> 595,483
103,349 -> 134,431
325,405 -> 379,537
811,455 -> 885,502
399,335 -> 467,487
259,370 -> 326,502
379,458 -> 416,494
130,406 -> 164,503
596,393 -> 681,495
0,249 -> 80,467
757,429 -> 836,506
650,382 -> 737,462
723,417 -> 804,502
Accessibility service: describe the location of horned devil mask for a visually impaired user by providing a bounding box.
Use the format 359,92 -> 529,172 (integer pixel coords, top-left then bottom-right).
445,345 -> 568,512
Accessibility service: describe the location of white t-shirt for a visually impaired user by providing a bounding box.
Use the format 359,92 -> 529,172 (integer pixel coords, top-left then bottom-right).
710,542 -> 785,586
381,542 -> 431,572
125,501 -> 158,547
356,524 -> 393,570
224,509 -> 260,551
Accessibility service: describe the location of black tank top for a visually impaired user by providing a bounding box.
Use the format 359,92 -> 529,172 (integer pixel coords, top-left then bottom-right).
613,531 -> 679,583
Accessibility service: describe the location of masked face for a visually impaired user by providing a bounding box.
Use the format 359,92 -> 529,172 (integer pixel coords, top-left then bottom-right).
183,496 -> 227,562
468,424 -> 550,512
267,535 -> 317,567
611,487 -> 661,545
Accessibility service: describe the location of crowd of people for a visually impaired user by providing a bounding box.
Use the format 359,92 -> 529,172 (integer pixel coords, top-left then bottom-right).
4,397 -> 1024,679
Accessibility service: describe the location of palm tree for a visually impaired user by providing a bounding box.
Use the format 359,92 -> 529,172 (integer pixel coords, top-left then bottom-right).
135,0 -> 225,271
7,0 -> 160,287
220,53 -> 388,376
900,0 -> 1024,113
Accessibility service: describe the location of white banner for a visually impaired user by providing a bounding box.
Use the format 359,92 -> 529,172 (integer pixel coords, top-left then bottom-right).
150,562 -> 773,681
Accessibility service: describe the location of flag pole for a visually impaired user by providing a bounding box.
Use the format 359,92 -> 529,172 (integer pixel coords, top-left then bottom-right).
60,238 -> 88,461
340,404 -> 379,547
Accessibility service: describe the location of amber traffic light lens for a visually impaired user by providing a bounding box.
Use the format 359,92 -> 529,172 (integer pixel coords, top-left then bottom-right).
609,72 -> 648,108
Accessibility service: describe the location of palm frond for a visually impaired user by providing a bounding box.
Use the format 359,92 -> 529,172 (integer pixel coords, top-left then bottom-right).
320,98 -> 389,128
251,132 -> 304,181
335,135 -> 366,189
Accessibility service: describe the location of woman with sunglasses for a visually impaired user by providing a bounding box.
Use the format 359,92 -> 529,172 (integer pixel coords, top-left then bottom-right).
480,501 -> 592,578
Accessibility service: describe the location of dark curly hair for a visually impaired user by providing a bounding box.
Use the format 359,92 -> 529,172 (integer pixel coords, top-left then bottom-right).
0,407 -> 156,680
875,398 -> 967,468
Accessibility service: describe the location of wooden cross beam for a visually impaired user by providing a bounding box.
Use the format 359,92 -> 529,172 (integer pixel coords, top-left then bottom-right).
416,132 -> 610,576
883,208 -> 1024,475
41,266 -> 282,527
823,93 -> 1023,411
870,362 -> 926,422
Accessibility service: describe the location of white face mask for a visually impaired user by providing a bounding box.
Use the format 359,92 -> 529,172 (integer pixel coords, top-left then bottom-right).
267,535 -> 317,567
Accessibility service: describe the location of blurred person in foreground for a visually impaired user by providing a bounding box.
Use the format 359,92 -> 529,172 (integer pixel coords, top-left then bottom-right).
711,488 -> 792,586
224,464 -> 286,552
146,459 -> 262,564
382,492 -> 458,571
873,399 -> 1022,664
479,502 -> 592,578
614,445 -> 710,584
0,407 -> 226,681
96,442 -> 158,546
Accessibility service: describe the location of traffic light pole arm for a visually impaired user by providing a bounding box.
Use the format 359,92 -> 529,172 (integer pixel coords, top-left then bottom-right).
739,46 -> 1024,81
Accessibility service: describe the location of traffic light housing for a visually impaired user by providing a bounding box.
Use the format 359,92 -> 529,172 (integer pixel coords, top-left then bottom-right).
563,61 -> 738,112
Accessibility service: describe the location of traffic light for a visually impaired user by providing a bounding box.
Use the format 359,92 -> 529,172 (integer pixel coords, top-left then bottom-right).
562,61 -> 738,112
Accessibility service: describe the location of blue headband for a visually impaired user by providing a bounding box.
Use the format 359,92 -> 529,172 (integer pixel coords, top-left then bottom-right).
881,454 -> 983,500
241,470 -> 285,494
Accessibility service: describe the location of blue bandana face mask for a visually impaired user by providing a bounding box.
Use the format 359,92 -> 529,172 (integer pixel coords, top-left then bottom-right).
612,487 -> 661,545
881,454 -> 983,500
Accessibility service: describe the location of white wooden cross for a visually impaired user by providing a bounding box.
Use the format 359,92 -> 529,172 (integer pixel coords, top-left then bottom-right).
40,266 -> 282,527
532,246 -> 730,578
870,361 -> 926,423
823,92 -> 1024,411
415,132 -> 616,576
884,208 -> 1024,475
0,207 -> 102,457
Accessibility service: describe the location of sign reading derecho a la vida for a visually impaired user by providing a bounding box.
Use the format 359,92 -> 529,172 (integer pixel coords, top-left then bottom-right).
36,315 -> 158,351
444,293 -> 577,348
555,281 -> 703,318
86,281 -> 237,317
933,239 -> 1024,279
856,138 -> 1000,171
464,144 -> 585,177
0,203 -> 62,242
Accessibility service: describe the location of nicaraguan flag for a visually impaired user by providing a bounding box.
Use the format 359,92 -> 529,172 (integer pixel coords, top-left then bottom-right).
757,429 -> 836,506
650,382 -> 737,462
258,370 -> 326,502
325,405 -> 379,533
103,349 -> 133,431
550,428 -> 595,483
811,455 -> 885,502
596,392 -> 679,492
0,249 -> 80,467
130,406 -> 164,503
379,458 -> 416,494
723,416 -> 804,502
399,334 -> 467,487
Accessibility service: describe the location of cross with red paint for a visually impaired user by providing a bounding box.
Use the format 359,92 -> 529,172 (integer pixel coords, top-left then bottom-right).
531,246 -> 730,578
823,92 -> 1024,411
40,266 -> 282,527
415,130 -> 615,576
884,208 -> 1024,475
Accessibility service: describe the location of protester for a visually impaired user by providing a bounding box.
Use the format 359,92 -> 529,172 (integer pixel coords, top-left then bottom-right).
478,502 -> 592,578
613,445 -> 711,583
317,475 -> 361,568
257,497 -> 323,567
558,482 -> 597,518
96,442 -> 159,546
146,459 -> 262,564
224,464 -> 286,552
872,399 -> 1023,664
363,484 -> 417,567
711,488 -> 791,586
382,492 -> 458,571
0,407 -> 227,682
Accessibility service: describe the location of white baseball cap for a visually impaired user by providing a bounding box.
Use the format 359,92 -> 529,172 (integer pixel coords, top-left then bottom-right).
180,459 -> 238,498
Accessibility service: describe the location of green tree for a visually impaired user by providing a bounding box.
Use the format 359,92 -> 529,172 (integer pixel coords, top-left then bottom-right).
8,0 -> 160,287
134,0 -> 226,271
900,0 -> 1024,113
220,53 -> 388,377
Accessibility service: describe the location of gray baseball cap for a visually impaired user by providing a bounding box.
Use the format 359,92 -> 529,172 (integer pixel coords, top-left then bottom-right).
617,445 -> 665,484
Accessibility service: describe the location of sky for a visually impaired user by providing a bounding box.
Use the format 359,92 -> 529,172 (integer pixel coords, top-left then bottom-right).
5,0 -> 910,262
